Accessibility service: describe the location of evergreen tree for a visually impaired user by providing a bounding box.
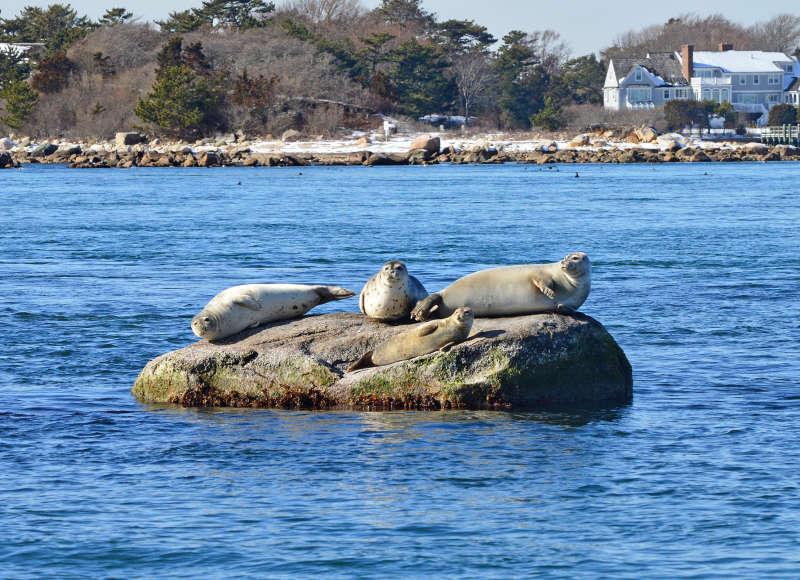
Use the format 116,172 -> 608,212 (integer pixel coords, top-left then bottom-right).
0,77 -> 37,129
493,31 -> 549,129
531,96 -> 562,130
374,0 -> 434,31
99,8 -> 133,26
196,0 -> 274,30
135,64 -> 214,136
664,100 -> 705,131
0,46 -> 30,84
0,4 -> 95,52
155,36 -> 184,78
390,39 -> 454,117
433,19 -> 496,57
549,54 -> 605,105
156,10 -> 206,34
358,32 -> 395,74
767,103 -> 798,125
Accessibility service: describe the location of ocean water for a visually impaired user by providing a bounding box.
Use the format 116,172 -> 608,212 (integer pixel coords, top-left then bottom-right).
1,162 -> 799,578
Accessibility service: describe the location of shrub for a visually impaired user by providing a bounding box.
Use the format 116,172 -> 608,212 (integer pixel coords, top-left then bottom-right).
767,103 -> 798,126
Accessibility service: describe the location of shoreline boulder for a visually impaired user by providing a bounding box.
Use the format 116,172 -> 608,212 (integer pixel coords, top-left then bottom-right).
132,312 -> 633,410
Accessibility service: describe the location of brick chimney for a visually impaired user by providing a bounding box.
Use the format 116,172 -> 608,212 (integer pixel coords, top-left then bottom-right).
719,43 -> 733,51
681,44 -> 694,81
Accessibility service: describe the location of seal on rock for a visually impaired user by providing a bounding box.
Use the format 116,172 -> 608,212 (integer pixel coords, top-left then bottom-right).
359,260 -> 428,321
192,283 -> 355,340
347,307 -> 474,372
411,252 -> 591,321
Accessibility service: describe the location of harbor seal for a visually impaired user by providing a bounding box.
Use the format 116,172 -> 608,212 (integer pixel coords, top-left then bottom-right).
359,260 -> 428,321
411,252 -> 591,321
347,307 -> 474,372
192,283 -> 355,340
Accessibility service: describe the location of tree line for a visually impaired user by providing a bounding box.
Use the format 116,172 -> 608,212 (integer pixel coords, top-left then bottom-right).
1,1 -> 799,138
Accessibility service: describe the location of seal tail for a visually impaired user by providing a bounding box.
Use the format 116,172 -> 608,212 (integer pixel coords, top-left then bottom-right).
347,351 -> 375,372
315,286 -> 356,303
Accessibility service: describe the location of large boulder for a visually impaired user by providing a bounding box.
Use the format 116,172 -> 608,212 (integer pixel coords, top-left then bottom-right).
281,129 -> 301,142
0,152 -> 14,168
115,132 -> 146,147
635,126 -> 658,143
30,143 -> 58,157
132,312 -> 632,410
408,135 -> 441,154
568,134 -> 591,148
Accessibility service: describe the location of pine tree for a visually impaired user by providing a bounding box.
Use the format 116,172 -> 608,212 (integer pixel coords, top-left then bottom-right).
0,78 -> 37,129
134,65 -> 213,136
390,40 -> 454,118
99,8 -> 133,26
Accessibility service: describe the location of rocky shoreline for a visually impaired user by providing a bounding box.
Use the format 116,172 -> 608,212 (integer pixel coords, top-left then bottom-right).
1,128 -> 798,169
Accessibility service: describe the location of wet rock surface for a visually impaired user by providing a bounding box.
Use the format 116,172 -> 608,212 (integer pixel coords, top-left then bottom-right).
133,312 -> 633,410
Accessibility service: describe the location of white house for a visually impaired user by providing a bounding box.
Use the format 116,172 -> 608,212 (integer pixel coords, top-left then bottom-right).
604,43 -> 800,125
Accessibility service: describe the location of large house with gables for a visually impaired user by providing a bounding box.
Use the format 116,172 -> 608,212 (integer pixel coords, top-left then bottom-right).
604,44 -> 800,125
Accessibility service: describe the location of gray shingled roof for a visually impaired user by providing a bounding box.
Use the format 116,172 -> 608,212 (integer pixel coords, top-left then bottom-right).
612,52 -> 687,86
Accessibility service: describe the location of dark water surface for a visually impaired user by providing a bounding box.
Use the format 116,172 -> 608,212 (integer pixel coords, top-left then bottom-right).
1,163 -> 799,578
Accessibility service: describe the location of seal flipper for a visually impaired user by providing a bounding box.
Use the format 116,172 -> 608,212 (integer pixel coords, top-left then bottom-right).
532,278 -> 555,300
415,321 -> 438,337
314,286 -> 356,304
411,293 -> 444,321
234,296 -> 262,311
347,350 -> 375,372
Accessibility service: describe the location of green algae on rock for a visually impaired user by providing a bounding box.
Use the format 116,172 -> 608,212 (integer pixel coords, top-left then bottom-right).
132,312 -> 632,410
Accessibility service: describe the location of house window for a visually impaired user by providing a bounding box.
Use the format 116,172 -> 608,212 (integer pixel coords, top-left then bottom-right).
703,89 -> 711,100
628,87 -> 650,102
739,75 -> 746,85
663,89 -> 670,99
635,69 -> 643,81
753,75 -> 759,84
768,94 -> 779,103
721,89 -> 728,102
732,93 -> 740,103
768,75 -> 779,85
674,88 -> 688,99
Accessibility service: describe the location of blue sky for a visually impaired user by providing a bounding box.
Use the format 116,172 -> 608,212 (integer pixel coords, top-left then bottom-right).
0,0 -> 797,55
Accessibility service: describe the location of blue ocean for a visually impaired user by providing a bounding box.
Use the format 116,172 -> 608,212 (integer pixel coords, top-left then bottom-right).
1,162 -> 799,577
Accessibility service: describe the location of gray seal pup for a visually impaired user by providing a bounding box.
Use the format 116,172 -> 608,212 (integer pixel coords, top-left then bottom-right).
192,283 -> 355,340
411,252 -> 591,321
359,260 -> 428,321
347,307 -> 474,372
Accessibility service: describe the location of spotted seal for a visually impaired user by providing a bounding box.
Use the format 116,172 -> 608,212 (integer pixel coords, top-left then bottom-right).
359,260 -> 428,321
347,307 -> 474,372
411,252 -> 591,321
191,283 -> 355,340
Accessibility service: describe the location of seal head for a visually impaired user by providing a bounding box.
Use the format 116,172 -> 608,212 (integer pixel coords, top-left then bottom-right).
359,260 -> 428,321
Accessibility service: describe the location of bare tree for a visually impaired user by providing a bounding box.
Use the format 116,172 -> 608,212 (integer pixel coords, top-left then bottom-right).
451,51 -> 492,122
750,14 -> 800,52
282,0 -> 362,23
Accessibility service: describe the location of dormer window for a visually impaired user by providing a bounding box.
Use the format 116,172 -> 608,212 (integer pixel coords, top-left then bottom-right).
635,69 -> 643,81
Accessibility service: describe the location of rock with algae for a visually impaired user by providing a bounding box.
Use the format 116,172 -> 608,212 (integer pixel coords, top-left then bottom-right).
132,312 -> 632,410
